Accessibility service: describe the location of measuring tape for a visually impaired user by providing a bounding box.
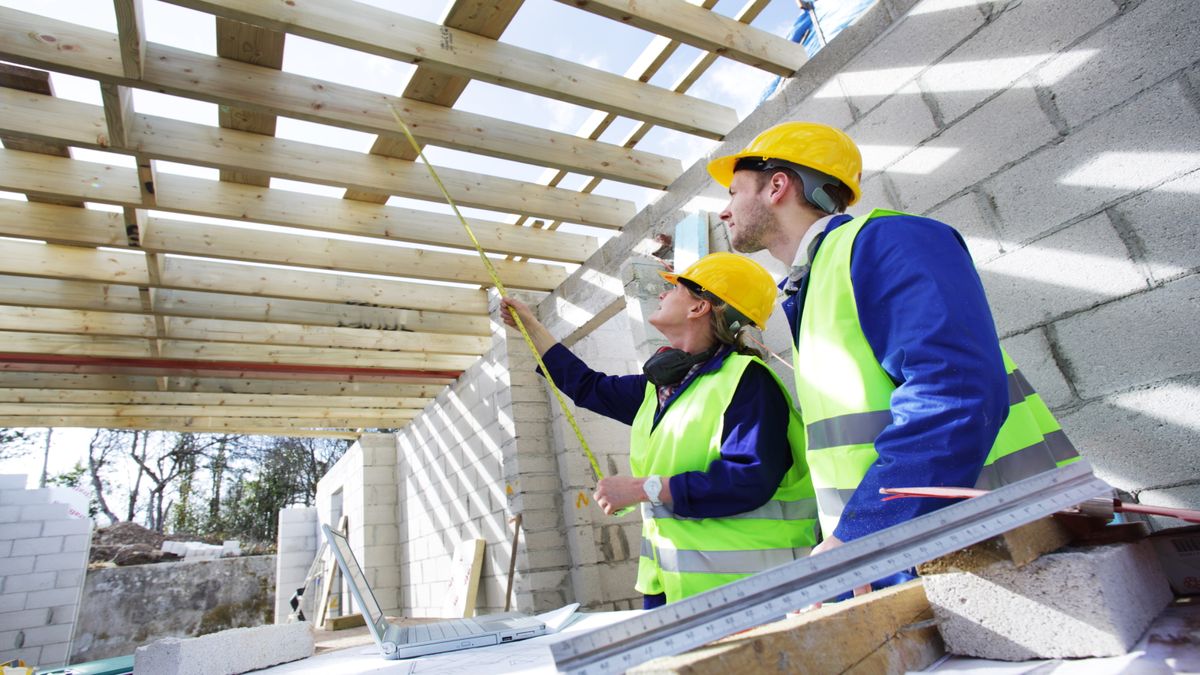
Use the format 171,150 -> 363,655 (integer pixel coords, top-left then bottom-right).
386,105 -> 604,483
551,461 -> 1111,674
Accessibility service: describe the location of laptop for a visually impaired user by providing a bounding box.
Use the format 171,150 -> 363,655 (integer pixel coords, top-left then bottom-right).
321,524 -> 548,659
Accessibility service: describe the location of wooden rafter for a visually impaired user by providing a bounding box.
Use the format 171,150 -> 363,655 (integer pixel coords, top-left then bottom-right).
0,0 -> 798,435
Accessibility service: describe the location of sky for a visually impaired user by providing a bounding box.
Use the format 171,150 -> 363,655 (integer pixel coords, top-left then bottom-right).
0,0 -> 837,488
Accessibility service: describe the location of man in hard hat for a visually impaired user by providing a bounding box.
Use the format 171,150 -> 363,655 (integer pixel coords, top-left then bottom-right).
708,122 -> 1079,594
499,253 -> 818,606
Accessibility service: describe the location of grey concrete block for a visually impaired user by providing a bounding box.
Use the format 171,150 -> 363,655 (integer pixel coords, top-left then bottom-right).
0,475 -> 26,491
987,77 -> 1200,244
132,622 -> 314,675
927,191 -> 1002,265
836,2 -> 989,114
1058,375 -> 1200,494
1138,484 -> 1200,530
1000,329 -> 1074,410
925,541 -> 1173,660
1054,273 -> 1200,397
980,212 -> 1146,334
848,83 -> 939,181
1109,170 -> 1200,283
923,0 -> 1116,122
891,85 -> 1060,214
1044,0 -> 1200,128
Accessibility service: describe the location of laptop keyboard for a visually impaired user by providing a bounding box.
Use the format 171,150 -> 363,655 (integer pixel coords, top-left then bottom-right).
402,619 -> 488,644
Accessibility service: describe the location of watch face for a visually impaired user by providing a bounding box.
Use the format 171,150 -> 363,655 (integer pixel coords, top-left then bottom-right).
644,475 -> 662,503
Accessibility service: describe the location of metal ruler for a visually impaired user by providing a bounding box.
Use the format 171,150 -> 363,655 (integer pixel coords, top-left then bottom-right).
551,461 -> 1110,674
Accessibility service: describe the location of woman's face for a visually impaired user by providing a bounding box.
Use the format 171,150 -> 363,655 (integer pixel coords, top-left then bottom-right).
648,282 -> 702,339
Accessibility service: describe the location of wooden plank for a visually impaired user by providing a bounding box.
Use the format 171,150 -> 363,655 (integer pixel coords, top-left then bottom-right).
558,0 -> 807,76
0,360 -> 458,385
0,10 -> 681,188
0,331 -> 480,371
215,17 -> 284,186
0,372 -> 449,398
631,582 -> 944,675
0,389 -> 432,410
345,0 -> 525,203
0,97 -> 630,231
0,239 -> 151,287
0,63 -> 87,209
142,214 -> 568,291
0,158 -> 567,291
0,92 -> 602,249
0,276 -> 490,335
0,305 -> 490,355
154,174 -> 599,261
0,416 -> 406,432
0,200 -> 126,247
163,0 -> 736,138
112,0 -> 147,79
0,403 -> 417,419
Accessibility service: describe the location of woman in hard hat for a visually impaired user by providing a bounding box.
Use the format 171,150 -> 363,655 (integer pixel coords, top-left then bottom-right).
499,252 -> 818,607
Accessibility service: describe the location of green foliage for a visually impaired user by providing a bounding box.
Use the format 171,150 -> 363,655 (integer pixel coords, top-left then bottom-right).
47,462 -> 101,519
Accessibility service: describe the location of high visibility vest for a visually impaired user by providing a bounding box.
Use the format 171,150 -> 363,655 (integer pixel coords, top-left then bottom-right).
629,353 -> 819,603
794,209 -> 1080,537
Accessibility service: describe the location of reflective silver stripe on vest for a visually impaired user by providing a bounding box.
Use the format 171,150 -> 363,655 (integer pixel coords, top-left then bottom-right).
1007,371 -> 1026,405
1046,429 -> 1079,462
641,499 -> 818,522
807,409 -> 893,450
976,439 -> 1058,490
640,537 -> 653,560
813,487 -> 859,518
656,545 -> 812,575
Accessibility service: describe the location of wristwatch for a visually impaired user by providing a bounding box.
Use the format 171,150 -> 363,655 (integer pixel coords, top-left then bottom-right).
643,475 -> 663,506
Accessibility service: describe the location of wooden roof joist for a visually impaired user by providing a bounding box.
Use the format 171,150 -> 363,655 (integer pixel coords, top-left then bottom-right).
0,404 -> 418,420
0,277 -> 491,336
556,0 -> 808,77
0,389 -> 432,411
0,306 -> 491,356
0,8 -> 685,188
0,372 -> 451,398
0,89 -> 633,232
0,202 -> 567,293
161,0 -> 737,138
0,354 -> 462,384
0,333 -> 479,371
0,416 -> 400,436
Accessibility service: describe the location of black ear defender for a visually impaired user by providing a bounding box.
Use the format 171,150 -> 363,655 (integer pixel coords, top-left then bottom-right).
643,345 -> 719,387
734,156 -> 840,214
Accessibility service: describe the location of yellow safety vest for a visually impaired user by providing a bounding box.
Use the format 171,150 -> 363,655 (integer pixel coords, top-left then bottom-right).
794,209 -> 1080,536
629,353 -> 818,602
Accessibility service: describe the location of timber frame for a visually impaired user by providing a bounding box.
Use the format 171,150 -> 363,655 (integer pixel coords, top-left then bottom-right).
0,0 -> 804,438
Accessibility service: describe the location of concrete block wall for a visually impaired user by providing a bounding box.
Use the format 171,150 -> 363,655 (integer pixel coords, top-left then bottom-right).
535,0 -> 1199,525
547,308 -> 645,612
315,435 -> 400,614
805,0 -> 1200,515
0,474 -> 92,669
394,289 -> 570,617
273,507 -> 318,624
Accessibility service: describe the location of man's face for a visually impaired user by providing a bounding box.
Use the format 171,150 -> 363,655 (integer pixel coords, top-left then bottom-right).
719,171 -> 778,254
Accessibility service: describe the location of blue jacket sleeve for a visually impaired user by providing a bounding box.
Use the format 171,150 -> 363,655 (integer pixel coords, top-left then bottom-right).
668,361 -> 795,518
833,216 -> 1009,541
537,343 -> 646,426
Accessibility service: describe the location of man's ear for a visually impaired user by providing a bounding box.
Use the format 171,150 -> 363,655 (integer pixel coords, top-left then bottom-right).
767,170 -> 794,206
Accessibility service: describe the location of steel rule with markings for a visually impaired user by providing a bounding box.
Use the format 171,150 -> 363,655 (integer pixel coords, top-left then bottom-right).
551,461 -> 1111,674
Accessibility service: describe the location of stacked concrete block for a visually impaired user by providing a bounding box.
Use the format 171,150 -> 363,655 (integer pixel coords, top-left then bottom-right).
0,474 -> 92,669
924,541 -> 1174,660
274,507 -> 318,624
132,622 -> 313,675
314,434 -> 401,618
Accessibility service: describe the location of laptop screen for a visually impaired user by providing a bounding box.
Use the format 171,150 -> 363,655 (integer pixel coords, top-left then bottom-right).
325,526 -> 388,634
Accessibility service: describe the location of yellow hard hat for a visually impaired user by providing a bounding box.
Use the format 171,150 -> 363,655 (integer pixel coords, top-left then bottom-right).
659,252 -> 776,330
707,121 -> 862,206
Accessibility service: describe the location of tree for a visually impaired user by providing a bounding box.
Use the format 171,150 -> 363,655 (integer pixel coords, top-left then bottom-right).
85,429 -> 124,525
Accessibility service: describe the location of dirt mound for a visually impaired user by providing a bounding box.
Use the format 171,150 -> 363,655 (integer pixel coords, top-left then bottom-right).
90,522 -> 179,566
